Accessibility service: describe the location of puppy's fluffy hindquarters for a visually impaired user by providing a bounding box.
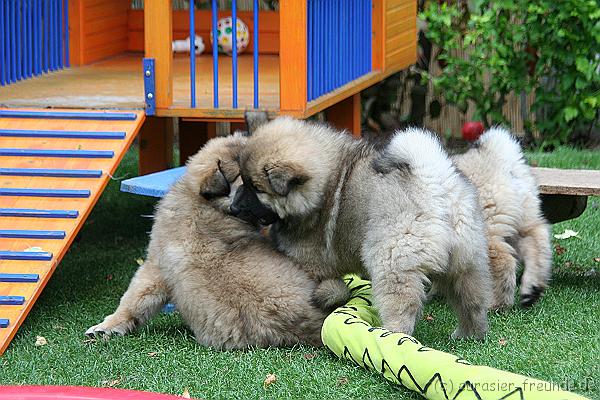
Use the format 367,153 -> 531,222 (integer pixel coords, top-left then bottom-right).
364,128 -> 491,338
454,128 -> 552,309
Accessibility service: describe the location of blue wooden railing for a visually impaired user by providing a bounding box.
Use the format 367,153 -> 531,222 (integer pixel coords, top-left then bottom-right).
307,0 -> 372,102
0,0 -> 69,87
188,0 -> 260,109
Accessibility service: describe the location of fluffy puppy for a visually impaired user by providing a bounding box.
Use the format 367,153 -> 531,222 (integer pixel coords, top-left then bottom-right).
86,134 -> 346,349
453,128 -> 552,309
232,118 -> 492,338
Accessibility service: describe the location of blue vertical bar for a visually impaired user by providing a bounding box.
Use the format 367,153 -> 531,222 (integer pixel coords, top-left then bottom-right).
211,0 -> 218,108
0,0 -> 4,86
307,0 -> 311,101
49,0 -> 53,71
55,0 -> 60,70
51,0 -> 56,71
58,0 -> 64,69
231,0 -> 238,108
32,0 -> 37,75
43,0 -> 48,72
253,0 -> 259,108
27,0 -> 32,77
64,0 -> 69,67
16,0 -> 22,80
37,0 -> 42,74
10,0 -> 16,82
189,1 -> 196,108
318,0 -> 323,98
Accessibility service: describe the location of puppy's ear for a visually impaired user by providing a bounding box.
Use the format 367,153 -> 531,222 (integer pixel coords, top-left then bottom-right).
265,163 -> 309,196
200,161 -> 230,199
244,110 -> 269,136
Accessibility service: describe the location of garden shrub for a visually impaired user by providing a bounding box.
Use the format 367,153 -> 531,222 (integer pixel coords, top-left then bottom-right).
422,0 -> 600,146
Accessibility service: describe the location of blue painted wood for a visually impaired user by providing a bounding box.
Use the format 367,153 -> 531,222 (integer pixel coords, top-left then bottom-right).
0,0 -> 4,86
0,230 -> 66,239
0,319 -> 9,328
0,110 -> 137,120
212,0 -> 219,108
143,58 -> 156,116
189,2 -> 196,108
43,0 -> 48,72
16,0 -> 22,81
232,0 -> 238,108
0,148 -> 114,158
10,0 -> 16,82
253,0 -> 259,108
0,129 -> 126,139
0,296 -> 25,306
0,168 -> 102,178
0,188 -> 91,198
58,0 -> 64,68
120,166 -> 186,198
49,0 -> 55,71
64,0 -> 69,67
0,251 -> 53,261
25,0 -> 31,78
0,273 -> 40,283
0,208 -> 79,218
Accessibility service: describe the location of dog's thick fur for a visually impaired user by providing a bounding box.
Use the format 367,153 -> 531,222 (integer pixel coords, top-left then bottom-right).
86,134 -> 347,349
233,118 -> 492,338
453,128 -> 552,309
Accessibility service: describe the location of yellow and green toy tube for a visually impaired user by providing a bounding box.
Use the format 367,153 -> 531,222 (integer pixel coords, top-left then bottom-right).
321,276 -> 588,400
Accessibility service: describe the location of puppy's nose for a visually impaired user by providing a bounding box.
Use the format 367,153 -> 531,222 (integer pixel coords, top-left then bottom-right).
230,203 -> 240,216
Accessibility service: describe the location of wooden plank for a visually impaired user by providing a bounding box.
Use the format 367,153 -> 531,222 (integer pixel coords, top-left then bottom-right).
532,168 -> 600,196
145,0 -> 173,109
0,108 -> 145,355
372,0 -> 385,71
279,1 -> 307,112
68,0 -> 84,66
325,94 -> 361,137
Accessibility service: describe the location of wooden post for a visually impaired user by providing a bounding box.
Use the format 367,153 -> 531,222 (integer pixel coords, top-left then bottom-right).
68,0 -> 83,66
279,0 -> 307,113
139,117 -> 174,174
179,120 -> 217,165
145,0 -> 173,109
326,94 -> 362,137
372,0 -> 385,71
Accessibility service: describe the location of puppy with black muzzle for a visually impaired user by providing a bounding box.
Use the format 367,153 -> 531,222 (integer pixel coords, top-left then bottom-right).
85,133 -> 347,349
231,117 -> 493,339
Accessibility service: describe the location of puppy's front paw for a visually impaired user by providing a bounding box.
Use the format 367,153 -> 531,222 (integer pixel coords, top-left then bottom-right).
450,327 -> 487,341
84,315 -> 134,339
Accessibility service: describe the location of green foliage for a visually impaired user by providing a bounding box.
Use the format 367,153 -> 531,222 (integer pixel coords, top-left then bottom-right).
422,0 -> 600,145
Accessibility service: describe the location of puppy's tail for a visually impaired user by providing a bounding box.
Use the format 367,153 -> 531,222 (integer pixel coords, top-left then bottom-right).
475,127 -> 525,167
312,279 -> 351,313
374,127 -> 455,182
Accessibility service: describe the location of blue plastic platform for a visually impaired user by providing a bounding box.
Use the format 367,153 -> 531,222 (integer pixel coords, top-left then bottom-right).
120,167 -> 186,198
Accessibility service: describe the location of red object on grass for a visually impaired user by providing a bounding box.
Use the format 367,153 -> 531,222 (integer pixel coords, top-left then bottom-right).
461,121 -> 485,141
0,386 -> 183,400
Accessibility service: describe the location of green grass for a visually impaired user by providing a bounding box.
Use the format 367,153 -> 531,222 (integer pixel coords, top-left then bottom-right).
1,146 -> 598,399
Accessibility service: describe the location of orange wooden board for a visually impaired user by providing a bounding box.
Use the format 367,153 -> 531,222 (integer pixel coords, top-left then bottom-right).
0,108 -> 145,355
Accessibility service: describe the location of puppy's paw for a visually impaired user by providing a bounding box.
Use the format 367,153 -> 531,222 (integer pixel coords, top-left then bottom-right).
84,315 -> 134,339
312,278 -> 351,313
450,327 -> 487,341
520,285 -> 545,308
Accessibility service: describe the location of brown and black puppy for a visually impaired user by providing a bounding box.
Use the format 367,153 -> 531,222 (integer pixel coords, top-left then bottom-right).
232,117 -> 492,339
86,133 -> 347,349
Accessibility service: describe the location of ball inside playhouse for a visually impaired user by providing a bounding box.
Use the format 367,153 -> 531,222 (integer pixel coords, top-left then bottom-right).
210,17 -> 249,56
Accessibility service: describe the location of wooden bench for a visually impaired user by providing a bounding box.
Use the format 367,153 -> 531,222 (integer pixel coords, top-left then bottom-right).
532,168 -> 600,223
121,167 -> 600,224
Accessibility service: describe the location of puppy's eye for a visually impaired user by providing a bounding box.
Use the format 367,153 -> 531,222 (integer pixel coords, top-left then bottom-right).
252,182 -> 265,194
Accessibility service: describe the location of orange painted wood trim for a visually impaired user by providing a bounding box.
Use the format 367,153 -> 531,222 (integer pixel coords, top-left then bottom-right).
145,0 -> 173,109
372,0 -> 385,71
68,0 -> 83,66
325,93 -> 361,137
279,0 -> 307,113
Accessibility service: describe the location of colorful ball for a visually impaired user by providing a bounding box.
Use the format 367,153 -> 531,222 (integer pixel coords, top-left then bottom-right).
210,17 -> 250,56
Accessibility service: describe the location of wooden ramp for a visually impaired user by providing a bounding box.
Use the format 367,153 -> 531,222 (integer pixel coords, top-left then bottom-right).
0,108 -> 145,355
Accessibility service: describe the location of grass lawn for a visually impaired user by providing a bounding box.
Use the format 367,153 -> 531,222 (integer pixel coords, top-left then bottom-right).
1,145 -> 598,399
